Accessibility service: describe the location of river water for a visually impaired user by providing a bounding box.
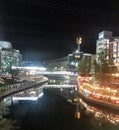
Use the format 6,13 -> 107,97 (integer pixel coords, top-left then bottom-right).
9,75 -> 119,130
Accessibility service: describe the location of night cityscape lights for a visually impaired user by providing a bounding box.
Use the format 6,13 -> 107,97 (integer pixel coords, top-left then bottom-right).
77,76 -> 119,108
79,98 -> 119,125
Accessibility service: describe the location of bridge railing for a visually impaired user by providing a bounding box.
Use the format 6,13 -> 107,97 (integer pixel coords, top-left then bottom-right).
36,71 -> 77,76
0,77 -> 48,98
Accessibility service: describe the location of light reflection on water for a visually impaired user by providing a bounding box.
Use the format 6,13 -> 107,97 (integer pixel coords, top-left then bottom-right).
48,76 -> 119,129
5,76 -> 119,130
48,77 -> 76,85
79,98 -> 119,128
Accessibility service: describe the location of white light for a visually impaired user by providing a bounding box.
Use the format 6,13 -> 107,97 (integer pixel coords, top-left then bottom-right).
12,97 -> 38,101
71,62 -> 75,65
12,92 -> 44,101
76,62 -> 78,67
75,50 -> 79,53
99,34 -> 104,39
38,92 -> 43,98
12,66 -> 47,71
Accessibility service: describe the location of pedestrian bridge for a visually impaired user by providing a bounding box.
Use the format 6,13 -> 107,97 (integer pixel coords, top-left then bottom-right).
11,84 -> 77,102
44,84 -> 77,88
36,71 -> 77,76
12,66 -> 77,76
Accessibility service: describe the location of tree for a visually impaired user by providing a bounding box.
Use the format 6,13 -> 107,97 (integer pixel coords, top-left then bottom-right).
93,50 -> 118,84
78,57 -> 91,75
9,69 -> 19,79
0,103 -> 15,130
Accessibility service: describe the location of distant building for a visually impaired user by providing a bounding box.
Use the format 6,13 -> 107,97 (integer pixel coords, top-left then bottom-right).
109,37 -> 119,67
96,31 -> 119,67
0,41 -> 22,72
83,53 -> 92,68
96,31 -> 112,61
45,57 -> 68,70
67,51 -> 94,73
23,61 -> 42,67
68,52 -> 83,70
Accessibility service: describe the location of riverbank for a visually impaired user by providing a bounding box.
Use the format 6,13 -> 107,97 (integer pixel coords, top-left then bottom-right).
8,88 -> 119,130
10,89 -> 93,130
0,76 -> 48,101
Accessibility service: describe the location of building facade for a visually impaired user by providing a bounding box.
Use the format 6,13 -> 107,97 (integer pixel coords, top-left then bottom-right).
96,31 -> 112,61
68,52 -> 83,71
68,51 -> 94,73
109,37 -> 119,67
0,41 -> 22,73
96,31 -> 119,67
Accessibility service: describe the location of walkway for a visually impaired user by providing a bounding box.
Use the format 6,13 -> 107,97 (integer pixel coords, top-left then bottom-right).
0,77 -> 48,100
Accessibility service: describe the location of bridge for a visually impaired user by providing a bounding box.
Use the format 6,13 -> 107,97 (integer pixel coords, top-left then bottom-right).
12,84 -> 76,100
44,84 -> 77,88
36,71 -> 77,76
1,69 -> 77,105
12,66 -> 77,76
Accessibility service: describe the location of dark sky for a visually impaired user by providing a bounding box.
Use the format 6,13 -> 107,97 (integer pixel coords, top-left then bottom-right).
0,0 -> 119,61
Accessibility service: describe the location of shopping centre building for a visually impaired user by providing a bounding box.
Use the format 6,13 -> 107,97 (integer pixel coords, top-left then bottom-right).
0,41 -> 22,73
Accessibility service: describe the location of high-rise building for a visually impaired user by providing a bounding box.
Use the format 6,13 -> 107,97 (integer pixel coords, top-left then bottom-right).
109,37 -> 119,67
96,31 -> 112,61
96,31 -> 119,68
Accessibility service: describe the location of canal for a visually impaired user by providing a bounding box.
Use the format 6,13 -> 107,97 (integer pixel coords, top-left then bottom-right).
9,75 -> 119,130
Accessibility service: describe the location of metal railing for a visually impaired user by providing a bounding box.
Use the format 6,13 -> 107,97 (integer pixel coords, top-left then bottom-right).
0,77 -> 48,99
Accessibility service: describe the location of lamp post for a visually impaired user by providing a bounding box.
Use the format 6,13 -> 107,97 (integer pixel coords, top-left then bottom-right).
76,36 -> 82,52
75,35 -> 82,119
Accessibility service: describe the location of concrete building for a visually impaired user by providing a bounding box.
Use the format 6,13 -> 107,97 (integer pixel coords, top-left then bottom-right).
96,31 -> 119,67
45,57 -> 69,71
68,52 -> 83,71
0,41 -> 22,73
96,31 -> 112,61
67,51 -> 94,73
109,37 -> 119,67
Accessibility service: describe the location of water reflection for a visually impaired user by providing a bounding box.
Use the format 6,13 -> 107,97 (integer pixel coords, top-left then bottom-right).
48,76 -> 119,129
8,75 -> 119,129
79,98 -> 119,126
48,76 -> 76,85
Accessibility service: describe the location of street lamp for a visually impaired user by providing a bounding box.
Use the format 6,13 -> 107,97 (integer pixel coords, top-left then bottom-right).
76,36 -> 82,52
75,35 -> 82,119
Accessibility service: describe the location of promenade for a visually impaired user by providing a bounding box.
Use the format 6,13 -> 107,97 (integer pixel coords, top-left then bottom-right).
0,76 -> 48,101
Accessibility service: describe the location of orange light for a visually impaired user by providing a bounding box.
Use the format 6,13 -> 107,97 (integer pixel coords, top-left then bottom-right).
76,37 -> 82,44
75,112 -> 80,119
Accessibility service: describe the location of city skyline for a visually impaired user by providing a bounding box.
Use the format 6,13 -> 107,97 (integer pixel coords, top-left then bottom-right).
0,0 -> 119,61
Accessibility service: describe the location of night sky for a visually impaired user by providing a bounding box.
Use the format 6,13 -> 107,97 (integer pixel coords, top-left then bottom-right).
0,0 -> 119,61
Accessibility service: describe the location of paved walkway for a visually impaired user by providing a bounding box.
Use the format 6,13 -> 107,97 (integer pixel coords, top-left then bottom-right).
0,77 -> 48,100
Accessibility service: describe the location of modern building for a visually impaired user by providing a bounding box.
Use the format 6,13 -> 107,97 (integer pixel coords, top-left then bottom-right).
109,37 -> 119,67
68,51 -> 83,70
96,31 -> 112,61
23,61 -> 42,67
45,57 -> 68,71
67,51 -> 95,73
0,41 -> 22,73
96,31 -> 119,67
83,53 -> 92,69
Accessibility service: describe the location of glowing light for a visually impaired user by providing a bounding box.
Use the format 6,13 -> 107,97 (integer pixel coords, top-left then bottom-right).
38,92 -> 43,98
12,96 -> 38,101
71,62 -> 75,65
12,92 -> 44,101
12,66 -> 47,71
